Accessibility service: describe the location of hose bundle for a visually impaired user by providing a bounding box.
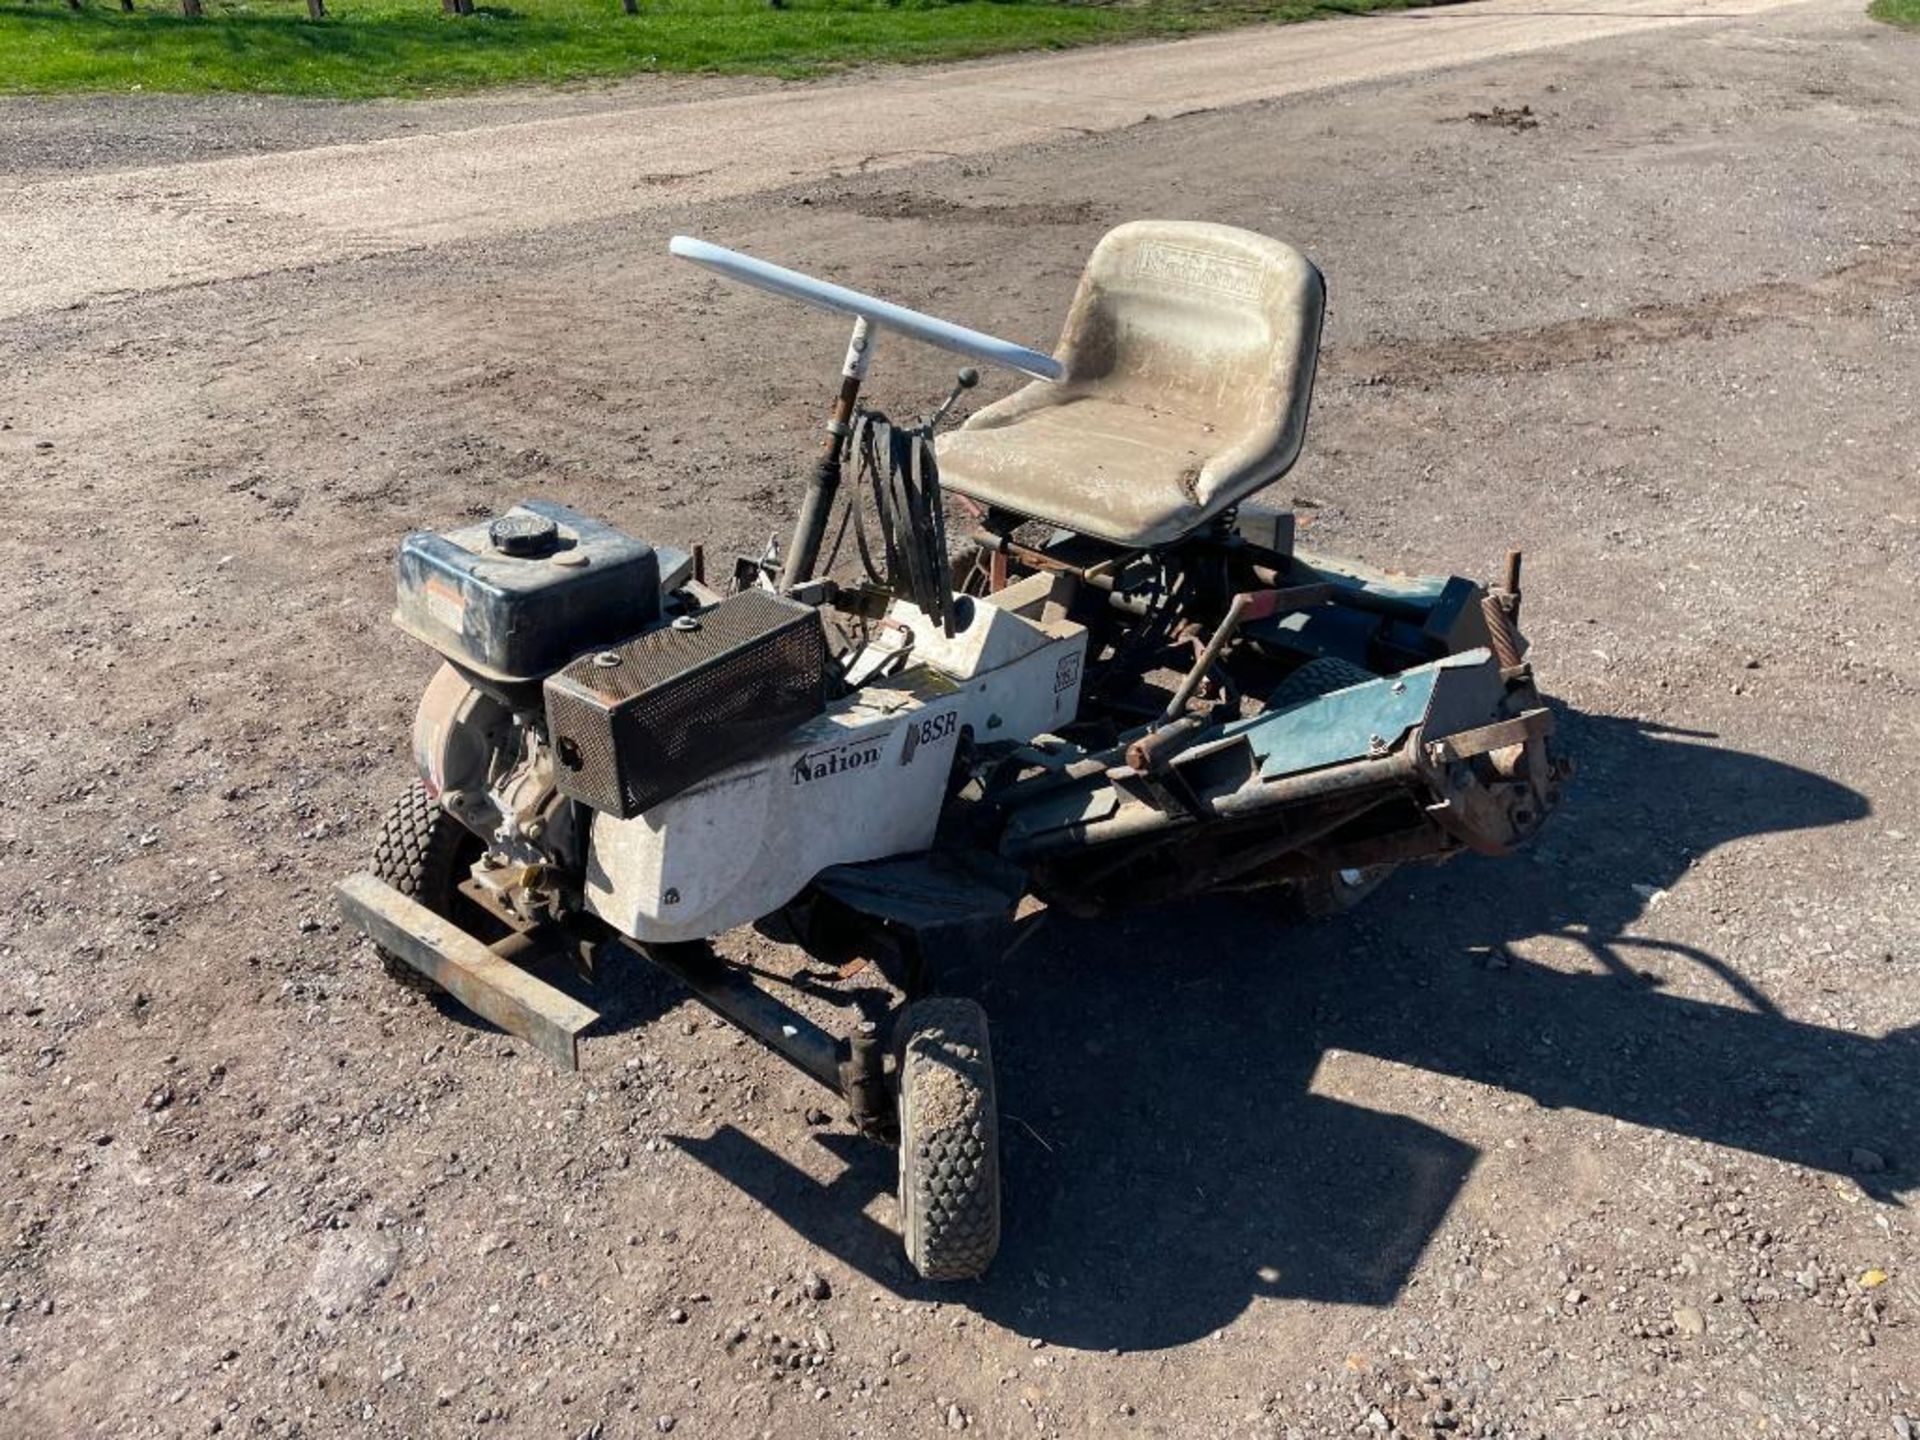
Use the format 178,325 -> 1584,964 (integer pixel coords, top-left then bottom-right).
841,412 -> 960,636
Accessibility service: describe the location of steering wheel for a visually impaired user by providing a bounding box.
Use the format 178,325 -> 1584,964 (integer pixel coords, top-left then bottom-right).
669,236 -> 1064,383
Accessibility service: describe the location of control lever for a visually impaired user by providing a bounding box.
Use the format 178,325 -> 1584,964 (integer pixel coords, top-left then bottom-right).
926,367 -> 980,432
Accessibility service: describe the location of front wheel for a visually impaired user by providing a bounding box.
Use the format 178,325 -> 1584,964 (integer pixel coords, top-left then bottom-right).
367,780 -> 484,995
896,998 -> 1000,1281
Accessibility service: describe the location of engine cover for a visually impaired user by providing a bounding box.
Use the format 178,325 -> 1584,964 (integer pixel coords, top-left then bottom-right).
543,588 -> 830,820
394,501 -> 663,683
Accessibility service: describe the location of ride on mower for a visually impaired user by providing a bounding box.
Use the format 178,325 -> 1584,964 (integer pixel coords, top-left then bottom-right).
336,222 -> 1568,1280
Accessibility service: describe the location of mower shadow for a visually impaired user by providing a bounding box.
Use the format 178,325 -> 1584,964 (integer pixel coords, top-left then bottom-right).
674,711 -> 1919,1351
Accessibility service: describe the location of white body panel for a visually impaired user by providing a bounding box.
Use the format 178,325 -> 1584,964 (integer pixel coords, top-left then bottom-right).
584,584 -> 1084,944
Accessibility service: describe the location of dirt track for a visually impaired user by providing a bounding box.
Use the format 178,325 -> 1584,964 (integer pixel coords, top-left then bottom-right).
3,1 -> 1920,1436
1,0 -> 1805,320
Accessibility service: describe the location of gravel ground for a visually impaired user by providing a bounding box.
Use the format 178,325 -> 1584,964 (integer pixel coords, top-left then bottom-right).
0,75 -> 772,183
1,3 -> 1918,1437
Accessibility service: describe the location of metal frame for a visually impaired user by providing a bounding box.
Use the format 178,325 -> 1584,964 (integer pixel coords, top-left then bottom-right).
668,237 -> 1063,382
336,869 -> 904,1135
669,236 -> 1064,591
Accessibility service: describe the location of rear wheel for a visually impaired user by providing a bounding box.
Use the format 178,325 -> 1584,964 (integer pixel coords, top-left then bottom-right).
368,780 -> 484,995
1265,655 -> 1376,711
896,998 -> 1000,1281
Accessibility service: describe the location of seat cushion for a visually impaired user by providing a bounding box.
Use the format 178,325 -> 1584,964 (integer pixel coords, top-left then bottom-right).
937,221 -> 1324,550
938,394 -> 1223,549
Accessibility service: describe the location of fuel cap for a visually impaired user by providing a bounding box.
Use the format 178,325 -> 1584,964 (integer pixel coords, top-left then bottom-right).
489,512 -> 561,558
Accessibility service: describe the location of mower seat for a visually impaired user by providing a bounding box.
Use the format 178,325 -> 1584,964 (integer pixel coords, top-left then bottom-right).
938,221 -> 1325,550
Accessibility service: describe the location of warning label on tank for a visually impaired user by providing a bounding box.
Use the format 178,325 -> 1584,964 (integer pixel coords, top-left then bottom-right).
423,576 -> 466,633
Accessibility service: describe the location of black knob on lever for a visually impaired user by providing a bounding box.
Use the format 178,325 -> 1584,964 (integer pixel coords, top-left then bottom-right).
928,367 -> 982,432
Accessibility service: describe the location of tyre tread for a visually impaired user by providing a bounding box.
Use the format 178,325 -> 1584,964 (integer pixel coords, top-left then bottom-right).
367,780 -> 472,995
897,998 -> 1000,1281
1266,655 -> 1377,711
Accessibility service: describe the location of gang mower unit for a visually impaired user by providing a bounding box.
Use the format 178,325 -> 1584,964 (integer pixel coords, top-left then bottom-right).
336,222 -> 1568,1280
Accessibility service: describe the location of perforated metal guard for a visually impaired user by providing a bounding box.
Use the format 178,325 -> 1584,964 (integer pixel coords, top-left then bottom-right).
544,589 -> 829,818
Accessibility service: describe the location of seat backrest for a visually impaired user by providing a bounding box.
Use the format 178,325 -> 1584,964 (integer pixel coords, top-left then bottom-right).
1054,220 -> 1325,514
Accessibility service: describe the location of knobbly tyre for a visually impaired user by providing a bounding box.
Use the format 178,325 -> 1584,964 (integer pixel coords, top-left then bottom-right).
336,223 -> 1570,1281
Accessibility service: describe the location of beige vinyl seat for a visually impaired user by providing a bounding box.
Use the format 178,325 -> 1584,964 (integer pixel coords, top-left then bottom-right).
938,221 -> 1326,551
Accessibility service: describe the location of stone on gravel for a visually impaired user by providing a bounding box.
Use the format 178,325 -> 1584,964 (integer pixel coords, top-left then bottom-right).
306,1232 -> 400,1316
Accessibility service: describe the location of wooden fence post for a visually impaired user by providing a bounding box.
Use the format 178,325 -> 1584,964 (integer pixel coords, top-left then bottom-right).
307,0 -> 326,15
181,0 -> 203,15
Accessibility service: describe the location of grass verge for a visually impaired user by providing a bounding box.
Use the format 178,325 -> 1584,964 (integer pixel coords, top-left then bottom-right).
1868,0 -> 1919,27
0,0 -> 1428,99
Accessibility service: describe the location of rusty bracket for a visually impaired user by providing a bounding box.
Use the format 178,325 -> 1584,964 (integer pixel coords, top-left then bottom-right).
1109,756 -> 1210,820
1423,708 -> 1554,767
1415,704 -> 1562,856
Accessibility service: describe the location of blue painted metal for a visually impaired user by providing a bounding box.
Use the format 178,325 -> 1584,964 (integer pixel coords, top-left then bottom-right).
998,783 -> 1121,849
998,650 -> 1501,850
1239,671 -> 1434,778
1227,650 -> 1488,779
1288,547 -> 1453,615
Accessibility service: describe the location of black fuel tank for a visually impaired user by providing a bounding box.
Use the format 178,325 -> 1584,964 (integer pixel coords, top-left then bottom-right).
394,500 -> 662,682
